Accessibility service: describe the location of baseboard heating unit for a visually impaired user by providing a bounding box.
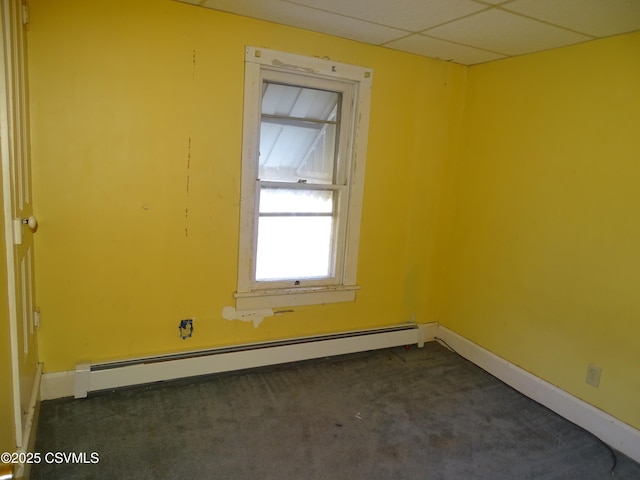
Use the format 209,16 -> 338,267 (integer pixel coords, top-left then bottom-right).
74,323 -> 432,398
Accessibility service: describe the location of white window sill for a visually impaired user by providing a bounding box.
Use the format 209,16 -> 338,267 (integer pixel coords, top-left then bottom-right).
234,285 -> 360,310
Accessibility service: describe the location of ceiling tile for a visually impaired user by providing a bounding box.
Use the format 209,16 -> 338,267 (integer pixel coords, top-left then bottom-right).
385,34 -> 506,65
178,0 -> 640,65
504,0 -> 640,38
287,0 -> 487,32
425,9 -> 592,55
201,0 -> 407,44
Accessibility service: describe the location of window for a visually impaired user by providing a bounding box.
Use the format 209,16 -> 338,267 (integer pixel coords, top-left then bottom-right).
235,47 -> 372,309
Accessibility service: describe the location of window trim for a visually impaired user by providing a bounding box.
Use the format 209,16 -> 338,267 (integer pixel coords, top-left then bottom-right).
235,47 -> 373,310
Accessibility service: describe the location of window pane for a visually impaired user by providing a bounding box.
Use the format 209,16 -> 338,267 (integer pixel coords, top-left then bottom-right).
256,216 -> 333,281
259,82 -> 339,184
262,83 -> 339,121
259,188 -> 333,214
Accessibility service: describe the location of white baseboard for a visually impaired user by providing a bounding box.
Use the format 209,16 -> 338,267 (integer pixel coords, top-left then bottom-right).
435,325 -> 640,464
40,370 -> 75,401
39,323 -> 639,464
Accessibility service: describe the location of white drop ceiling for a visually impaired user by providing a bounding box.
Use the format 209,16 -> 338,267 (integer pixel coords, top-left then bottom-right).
176,0 -> 640,65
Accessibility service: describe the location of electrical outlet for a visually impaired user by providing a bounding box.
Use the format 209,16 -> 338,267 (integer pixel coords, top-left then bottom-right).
179,318 -> 194,340
585,363 -> 602,387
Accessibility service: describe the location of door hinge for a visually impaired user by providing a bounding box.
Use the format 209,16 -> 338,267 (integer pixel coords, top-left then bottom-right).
22,1 -> 30,28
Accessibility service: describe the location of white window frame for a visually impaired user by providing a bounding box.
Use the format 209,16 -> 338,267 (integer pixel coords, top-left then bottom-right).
235,47 -> 373,310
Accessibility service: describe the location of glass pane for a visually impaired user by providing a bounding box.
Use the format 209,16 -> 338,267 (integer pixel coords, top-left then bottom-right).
256,216 -> 333,281
259,82 -> 339,184
262,83 -> 339,121
259,188 -> 333,214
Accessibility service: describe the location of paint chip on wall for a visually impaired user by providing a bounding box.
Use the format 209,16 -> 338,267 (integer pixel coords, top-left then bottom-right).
222,306 -> 273,328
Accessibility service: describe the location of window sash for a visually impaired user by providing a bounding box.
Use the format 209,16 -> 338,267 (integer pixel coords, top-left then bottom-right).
253,181 -> 348,289
248,73 -> 353,291
259,70 -> 352,186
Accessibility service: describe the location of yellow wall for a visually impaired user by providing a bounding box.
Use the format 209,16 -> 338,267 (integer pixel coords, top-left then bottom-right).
442,32 -> 640,428
28,0 -> 466,372
28,0 -> 640,431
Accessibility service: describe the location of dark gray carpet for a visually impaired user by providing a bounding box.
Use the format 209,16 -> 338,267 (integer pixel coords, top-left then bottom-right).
32,343 -> 640,479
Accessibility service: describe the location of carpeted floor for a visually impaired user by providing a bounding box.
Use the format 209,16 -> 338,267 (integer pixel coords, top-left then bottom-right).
32,342 -> 640,479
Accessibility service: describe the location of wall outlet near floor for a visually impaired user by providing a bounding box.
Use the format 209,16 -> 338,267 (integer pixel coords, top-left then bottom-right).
179,318 -> 194,340
585,363 -> 602,387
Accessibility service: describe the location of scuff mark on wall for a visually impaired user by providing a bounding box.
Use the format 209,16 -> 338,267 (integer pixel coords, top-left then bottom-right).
184,50 -> 197,237
222,306 -> 273,328
184,137 -> 191,237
